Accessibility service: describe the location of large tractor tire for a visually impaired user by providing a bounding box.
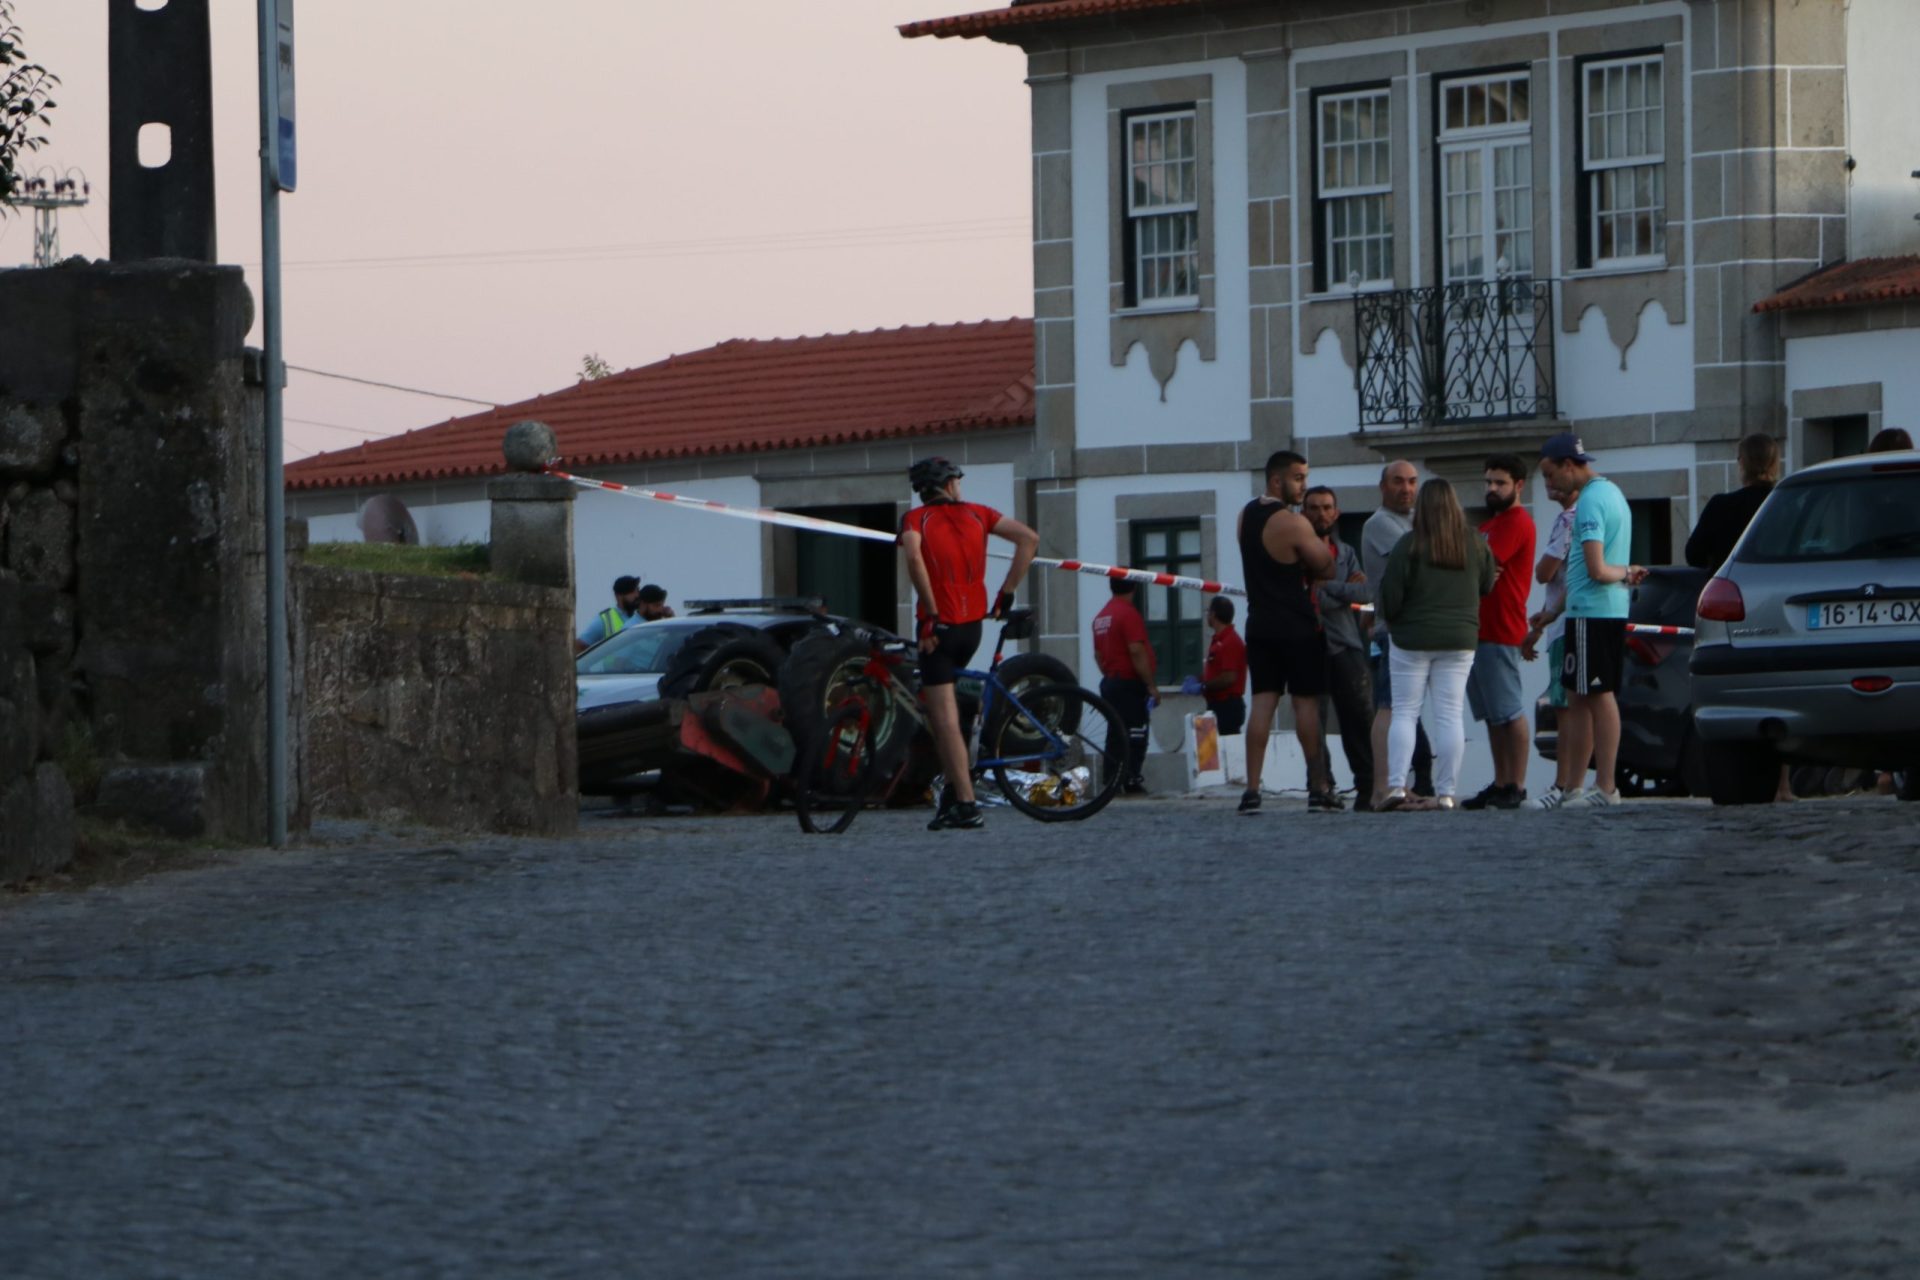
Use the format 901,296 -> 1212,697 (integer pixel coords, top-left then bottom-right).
779,629 -> 920,771
657,624 -> 786,701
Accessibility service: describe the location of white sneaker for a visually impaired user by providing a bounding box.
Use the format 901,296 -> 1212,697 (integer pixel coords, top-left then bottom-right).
1530,784 -> 1583,811
1576,788 -> 1622,808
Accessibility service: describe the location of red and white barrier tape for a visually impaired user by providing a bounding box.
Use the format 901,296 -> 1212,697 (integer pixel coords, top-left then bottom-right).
547,466 -> 1249,597
548,467 -> 1697,627
545,468 -> 901,545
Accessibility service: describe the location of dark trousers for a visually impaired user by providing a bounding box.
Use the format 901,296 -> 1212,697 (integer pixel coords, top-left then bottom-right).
1100,676 -> 1152,785
1315,647 -> 1375,791
1207,696 -> 1245,737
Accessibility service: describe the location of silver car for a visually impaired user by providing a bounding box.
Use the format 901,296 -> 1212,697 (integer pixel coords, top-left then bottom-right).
1690,450 -> 1920,804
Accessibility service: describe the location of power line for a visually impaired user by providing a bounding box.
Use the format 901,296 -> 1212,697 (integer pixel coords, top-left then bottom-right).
286,414 -> 394,439
256,216 -> 1028,274
286,364 -> 499,406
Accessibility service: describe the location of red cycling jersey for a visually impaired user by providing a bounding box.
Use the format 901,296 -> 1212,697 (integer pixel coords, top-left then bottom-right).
900,501 -> 1003,625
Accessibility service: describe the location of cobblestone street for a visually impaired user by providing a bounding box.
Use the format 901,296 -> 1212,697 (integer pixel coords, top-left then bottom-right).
3,796 -> 1917,1278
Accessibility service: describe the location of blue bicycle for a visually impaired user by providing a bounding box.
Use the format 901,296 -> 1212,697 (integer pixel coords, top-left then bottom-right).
790,609 -> 1127,833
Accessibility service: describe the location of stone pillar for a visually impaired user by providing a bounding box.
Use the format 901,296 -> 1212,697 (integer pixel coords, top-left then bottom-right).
75,262 -> 265,842
489,422 -> 575,592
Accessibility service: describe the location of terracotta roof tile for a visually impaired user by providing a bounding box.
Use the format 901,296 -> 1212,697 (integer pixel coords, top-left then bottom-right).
1754,257 -> 1920,314
284,318 -> 1035,492
900,0 -> 1207,40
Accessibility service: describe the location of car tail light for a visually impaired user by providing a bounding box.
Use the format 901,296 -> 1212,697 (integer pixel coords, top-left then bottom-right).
1852,675 -> 1894,694
1869,460 -> 1920,472
1697,578 -> 1746,622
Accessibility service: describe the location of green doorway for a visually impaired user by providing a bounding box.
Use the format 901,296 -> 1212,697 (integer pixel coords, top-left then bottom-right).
791,503 -> 898,629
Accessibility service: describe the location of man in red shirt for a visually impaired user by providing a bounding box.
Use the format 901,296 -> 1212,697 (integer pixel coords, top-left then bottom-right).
1463,454 -> 1538,809
1200,595 -> 1246,736
1091,578 -> 1158,793
899,457 -> 1040,830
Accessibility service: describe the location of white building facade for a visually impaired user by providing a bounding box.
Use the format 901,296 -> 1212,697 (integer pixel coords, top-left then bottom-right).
907,0 -> 1920,687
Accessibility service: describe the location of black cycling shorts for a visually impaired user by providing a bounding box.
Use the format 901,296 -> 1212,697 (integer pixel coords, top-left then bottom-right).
1246,627 -> 1329,698
920,619 -> 982,687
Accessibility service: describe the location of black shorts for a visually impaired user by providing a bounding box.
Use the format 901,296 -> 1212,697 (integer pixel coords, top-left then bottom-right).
919,619 -> 982,687
1245,628 -> 1329,698
1562,617 -> 1627,696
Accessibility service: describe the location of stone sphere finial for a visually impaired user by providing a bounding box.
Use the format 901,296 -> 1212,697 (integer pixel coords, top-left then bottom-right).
502,420 -> 558,472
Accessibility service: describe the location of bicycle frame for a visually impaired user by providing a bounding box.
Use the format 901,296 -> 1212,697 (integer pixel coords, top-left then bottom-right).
831,612 -> 1078,776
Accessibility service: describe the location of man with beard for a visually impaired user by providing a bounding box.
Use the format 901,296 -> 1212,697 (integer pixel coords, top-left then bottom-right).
1462,455 -> 1537,809
1235,451 -> 1337,814
1302,485 -> 1376,808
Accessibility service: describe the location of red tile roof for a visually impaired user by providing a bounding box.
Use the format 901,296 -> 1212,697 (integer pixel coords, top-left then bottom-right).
1754,257 -> 1920,314
284,319 -> 1036,492
901,0 -> 1207,40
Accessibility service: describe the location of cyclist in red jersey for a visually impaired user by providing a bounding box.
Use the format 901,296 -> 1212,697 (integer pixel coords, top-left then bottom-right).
899,457 -> 1040,830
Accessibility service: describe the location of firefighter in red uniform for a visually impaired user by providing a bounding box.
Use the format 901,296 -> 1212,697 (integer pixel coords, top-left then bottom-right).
1092,578 -> 1158,793
898,457 -> 1040,830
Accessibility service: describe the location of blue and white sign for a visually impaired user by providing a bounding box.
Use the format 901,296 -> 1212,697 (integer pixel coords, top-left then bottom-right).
270,0 -> 296,191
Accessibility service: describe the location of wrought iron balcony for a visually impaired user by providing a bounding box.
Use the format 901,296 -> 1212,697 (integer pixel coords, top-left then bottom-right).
1354,277 -> 1557,429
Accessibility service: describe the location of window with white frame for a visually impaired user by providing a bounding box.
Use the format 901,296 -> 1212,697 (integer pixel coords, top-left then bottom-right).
1437,71 -> 1533,284
1581,54 -> 1665,266
1125,109 -> 1200,306
1316,88 -> 1394,292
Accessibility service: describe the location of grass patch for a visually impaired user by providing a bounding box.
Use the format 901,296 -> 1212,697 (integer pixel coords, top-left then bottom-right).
55,721 -> 104,805
6,816 -> 227,897
304,540 -> 490,578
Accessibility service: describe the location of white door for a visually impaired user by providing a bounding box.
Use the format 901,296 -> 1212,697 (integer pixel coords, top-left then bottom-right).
1439,137 -> 1535,417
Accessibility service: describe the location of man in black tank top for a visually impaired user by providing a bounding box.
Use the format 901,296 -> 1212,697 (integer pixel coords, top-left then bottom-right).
1235,451 -> 1337,815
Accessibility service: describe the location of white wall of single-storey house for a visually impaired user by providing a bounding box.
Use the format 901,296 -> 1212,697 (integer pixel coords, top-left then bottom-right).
1071,58 -> 1253,450
1786,329 -> 1920,439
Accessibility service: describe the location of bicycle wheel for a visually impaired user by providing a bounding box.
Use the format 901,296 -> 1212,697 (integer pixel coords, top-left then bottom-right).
794,702 -> 886,834
986,682 -> 1126,822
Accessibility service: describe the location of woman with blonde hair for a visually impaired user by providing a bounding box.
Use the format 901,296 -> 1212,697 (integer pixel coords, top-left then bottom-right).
1376,478 -> 1496,810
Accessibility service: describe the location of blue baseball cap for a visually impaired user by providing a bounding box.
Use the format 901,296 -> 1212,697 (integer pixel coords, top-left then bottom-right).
1540,431 -> 1594,463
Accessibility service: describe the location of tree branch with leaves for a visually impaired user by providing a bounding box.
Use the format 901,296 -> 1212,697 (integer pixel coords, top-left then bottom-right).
0,0 -> 59,212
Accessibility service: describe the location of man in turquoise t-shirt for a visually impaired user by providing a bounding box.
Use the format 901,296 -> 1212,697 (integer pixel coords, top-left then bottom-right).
1533,432 -> 1645,810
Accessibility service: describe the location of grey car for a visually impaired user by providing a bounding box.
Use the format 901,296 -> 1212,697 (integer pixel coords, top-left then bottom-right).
1690,450 -> 1920,804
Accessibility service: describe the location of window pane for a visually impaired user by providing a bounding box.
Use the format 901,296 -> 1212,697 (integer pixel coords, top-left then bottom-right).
1178,528 -> 1200,557
1511,78 -> 1530,122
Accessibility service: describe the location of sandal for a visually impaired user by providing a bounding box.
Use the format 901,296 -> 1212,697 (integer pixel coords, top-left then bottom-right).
1379,787 -> 1410,811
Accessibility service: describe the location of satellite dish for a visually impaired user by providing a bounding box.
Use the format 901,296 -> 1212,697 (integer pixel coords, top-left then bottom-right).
357,494 -> 419,545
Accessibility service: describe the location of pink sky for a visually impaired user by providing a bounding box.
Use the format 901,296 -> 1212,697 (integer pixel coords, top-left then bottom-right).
3,1 -> 1031,461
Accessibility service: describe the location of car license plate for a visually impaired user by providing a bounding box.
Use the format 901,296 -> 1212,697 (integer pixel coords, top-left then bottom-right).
1807,600 -> 1920,629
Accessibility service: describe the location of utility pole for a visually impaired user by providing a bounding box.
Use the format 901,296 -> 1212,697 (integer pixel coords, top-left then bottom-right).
258,0 -> 296,847
13,167 -> 90,266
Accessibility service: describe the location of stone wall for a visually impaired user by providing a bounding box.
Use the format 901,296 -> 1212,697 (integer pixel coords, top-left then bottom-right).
296,559 -> 577,837
1,260 -> 266,884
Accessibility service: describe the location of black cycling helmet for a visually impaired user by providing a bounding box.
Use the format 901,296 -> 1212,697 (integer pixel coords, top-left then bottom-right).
908,456 -> 964,496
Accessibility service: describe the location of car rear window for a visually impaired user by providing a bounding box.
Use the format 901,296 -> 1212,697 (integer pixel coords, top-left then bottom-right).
576,624 -> 694,676
1737,473 -> 1920,563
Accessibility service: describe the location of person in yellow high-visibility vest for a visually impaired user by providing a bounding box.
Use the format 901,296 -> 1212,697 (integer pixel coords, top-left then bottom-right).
575,575 -> 642,653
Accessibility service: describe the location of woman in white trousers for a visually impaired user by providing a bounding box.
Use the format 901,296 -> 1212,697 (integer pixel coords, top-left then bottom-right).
1375,479 -> 1495,810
